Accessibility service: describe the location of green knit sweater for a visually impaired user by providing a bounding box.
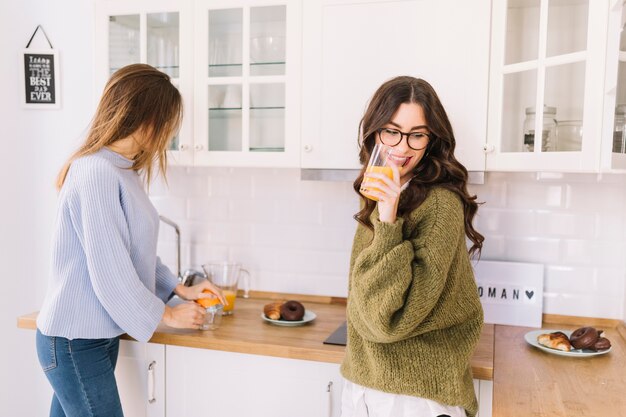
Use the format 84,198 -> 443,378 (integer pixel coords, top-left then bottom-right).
341,187 -> 484,417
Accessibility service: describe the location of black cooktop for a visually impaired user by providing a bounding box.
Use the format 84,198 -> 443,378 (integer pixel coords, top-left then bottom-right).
323,321 -> 347,346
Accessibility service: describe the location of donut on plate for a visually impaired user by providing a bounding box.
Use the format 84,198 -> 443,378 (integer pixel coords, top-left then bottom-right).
280,300 -> 305,321
569,326 -> 599,350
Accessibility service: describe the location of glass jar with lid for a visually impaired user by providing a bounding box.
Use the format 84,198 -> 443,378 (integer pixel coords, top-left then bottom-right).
523,106 -> 557,152
613,104 -> 626,153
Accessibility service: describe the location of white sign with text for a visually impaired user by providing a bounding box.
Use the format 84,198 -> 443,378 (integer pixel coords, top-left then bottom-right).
472,260 -> 544,328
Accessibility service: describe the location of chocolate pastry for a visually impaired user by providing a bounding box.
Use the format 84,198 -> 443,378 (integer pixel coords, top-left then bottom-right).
280,300 -> 305,321
569,326 -> 599,349
590,337 -> 611,351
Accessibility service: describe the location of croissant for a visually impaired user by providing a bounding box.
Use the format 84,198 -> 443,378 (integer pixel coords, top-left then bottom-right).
263,301 -> 283,320
537,331 -> 572,352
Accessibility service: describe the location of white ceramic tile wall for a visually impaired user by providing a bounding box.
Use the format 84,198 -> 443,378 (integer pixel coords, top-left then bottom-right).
150,167 -> 358,297
471,172 -> 626,319
150,168 -> 626,319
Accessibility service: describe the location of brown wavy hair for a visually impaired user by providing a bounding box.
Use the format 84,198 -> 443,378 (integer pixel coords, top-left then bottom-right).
56,63 -> 183,190
353,76 -> 484,258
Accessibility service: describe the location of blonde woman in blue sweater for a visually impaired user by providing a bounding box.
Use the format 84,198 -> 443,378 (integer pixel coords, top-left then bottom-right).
36,64 -> 225,417
341,77 -> 485,417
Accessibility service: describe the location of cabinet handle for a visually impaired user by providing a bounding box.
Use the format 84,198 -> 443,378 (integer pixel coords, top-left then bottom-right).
326,381 -> 333,417
178,144 -> 188,151
194,144 -> 204,151
303,144 -> 313,152
483,143 -> 495,153
147,361 -> 156,404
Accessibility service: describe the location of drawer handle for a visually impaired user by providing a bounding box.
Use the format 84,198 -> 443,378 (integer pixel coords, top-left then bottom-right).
148,361 -> 156,404
326,381 -> 333,417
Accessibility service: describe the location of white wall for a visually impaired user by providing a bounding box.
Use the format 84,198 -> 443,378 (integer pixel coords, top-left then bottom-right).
151,169 -> 626,320
473,172 -> 626,319
0,1 -> 95,415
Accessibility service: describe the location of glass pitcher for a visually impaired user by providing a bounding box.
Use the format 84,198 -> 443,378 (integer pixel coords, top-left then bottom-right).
201,262 -> 250,315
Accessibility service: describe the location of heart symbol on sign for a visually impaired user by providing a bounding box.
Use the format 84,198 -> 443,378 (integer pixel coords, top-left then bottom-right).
525,290 -> 534,300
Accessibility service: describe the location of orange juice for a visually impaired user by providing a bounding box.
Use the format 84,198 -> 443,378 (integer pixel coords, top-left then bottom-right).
222,290 -> 237,314
361,165 -> 393,201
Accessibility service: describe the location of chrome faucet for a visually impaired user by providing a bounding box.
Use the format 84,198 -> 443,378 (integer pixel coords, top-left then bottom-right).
159,215 -> 207,287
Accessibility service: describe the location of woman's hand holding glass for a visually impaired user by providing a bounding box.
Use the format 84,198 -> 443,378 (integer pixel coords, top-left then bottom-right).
163,303 -> 206,329
361,160 -> 401,224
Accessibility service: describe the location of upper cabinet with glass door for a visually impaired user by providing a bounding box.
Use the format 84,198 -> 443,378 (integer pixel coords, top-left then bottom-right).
94,0 -> 194,165
486,0 -> 608,172
601,1 -> 626,171
193,0 -> 302,167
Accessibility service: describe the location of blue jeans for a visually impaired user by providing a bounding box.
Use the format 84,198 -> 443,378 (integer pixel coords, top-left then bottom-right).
36,329 -> 123,417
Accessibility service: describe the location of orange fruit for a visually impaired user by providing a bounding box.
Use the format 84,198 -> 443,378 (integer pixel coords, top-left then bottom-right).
196,289 -> 220,308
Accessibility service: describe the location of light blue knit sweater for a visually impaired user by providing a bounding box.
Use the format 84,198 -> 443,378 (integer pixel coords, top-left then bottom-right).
37,148 -> 179,342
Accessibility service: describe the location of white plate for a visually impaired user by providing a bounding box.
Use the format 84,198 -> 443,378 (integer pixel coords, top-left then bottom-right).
524,329 -> 612,357
261,310 -> 316,327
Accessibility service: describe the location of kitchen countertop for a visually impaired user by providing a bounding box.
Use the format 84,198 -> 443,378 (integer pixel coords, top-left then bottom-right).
493,318 -> 626,416
19,295 -> 626,414
17,292 -> 495,380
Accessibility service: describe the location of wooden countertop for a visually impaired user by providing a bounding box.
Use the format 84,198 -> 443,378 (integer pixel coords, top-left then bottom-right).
17,293 -> 494,380
22,296 -> 626,412
493,318 -> 626,416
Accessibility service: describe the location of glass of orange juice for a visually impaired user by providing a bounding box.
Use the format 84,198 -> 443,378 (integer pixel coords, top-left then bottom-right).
360,143 -> 394,201
201,262 -> 250,315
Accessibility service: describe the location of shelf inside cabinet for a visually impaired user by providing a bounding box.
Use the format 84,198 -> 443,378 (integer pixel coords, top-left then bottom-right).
251,61 -> 285,66
208,62 -> 285,67
153,65 -> 180,70
249,147 -> 284,152
208,106 -> 285,111
209,63 -> 243,68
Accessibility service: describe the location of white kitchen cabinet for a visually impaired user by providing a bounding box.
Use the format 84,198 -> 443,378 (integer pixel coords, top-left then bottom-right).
115,340 -> 165,417
485,0 -> 626,173
474,379 -> 493,417
192,0 -> 302,167
165,346 -> 342,417
94,0 -> 195,165
300,0 -> 491,172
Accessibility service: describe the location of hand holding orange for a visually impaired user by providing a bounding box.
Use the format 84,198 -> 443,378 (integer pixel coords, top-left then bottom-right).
196,289 -> 221,308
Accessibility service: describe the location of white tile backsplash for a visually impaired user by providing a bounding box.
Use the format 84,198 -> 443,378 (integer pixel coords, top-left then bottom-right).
151,168 -> 626,319
535,210 -> 595,239
187,197 -> 230,222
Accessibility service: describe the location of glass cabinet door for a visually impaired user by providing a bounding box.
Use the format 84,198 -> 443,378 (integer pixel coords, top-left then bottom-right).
203,4 -> 288,155
208,8 -> 243,77
108,12 -> 181,79
249,83 -> 285,151
250,6 -> 286,76
108,15 -> 140,75
96,0 -> 193,164
612,8 -> 626,154
147,12 -> 182,151
147,12 -> 180,78
497,0 -> 589,155
602,1 -> 626,171
104,8 -> 186,153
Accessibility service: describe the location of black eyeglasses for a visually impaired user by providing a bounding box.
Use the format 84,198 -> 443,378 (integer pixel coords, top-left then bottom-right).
377,128 -> 431,151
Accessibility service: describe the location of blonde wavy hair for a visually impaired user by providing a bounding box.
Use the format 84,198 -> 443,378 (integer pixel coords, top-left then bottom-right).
56,63 -> 183,190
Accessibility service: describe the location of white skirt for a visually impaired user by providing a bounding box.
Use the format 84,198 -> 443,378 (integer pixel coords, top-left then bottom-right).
341,379 -> 467,417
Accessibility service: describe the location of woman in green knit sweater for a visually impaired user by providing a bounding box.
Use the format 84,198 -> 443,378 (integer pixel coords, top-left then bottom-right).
340,77 -> 485,417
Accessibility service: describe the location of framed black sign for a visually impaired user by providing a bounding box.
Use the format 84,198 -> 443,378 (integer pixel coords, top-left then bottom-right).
22,49 -> 60,108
